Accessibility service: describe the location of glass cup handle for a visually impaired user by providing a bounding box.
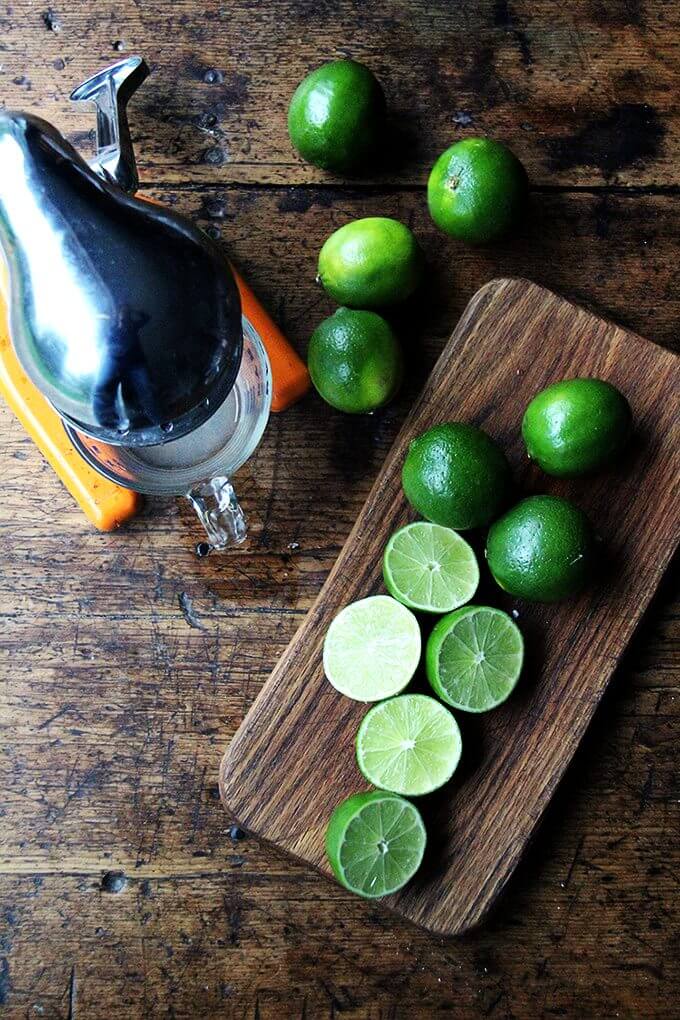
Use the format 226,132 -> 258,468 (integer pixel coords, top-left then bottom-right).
186,476 -> 247,551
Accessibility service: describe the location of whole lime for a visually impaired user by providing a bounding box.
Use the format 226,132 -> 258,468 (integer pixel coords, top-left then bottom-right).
317,217 -> 424,307
402,422 -> 513,530
486,495 -> 597,602
522,378 -> 632,477
288,60 -> 385,173
307,307 -> 402,413
427,138 -> 528,244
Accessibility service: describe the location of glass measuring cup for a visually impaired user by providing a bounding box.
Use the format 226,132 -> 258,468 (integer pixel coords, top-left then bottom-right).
66,317 -> 272,549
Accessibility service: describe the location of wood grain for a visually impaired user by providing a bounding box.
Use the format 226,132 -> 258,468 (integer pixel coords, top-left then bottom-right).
1,1 -> 679,187
220,279 -> 680,935
145,185 -> 680,355
1,0 -> 679,1014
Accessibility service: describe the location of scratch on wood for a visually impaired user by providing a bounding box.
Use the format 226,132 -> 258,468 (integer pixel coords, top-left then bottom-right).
37,704 -> 76,729
67,965 -> 76,1020
0,958 -> 9,1006
636,765 -> 655,814
178,592 -> 205,630
561,835 -> 585,888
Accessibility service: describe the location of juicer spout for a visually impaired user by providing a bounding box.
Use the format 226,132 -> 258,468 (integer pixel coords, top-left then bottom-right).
70,56 -> 149,193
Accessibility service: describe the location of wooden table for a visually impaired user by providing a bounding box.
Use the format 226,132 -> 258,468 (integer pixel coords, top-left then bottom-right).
0,2 -> 678,1017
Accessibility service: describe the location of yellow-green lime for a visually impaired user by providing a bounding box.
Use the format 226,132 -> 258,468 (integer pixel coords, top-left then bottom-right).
307,307 -> 402,413
427,138 -> 528,244
356,694 -> 462,796
317,217 -> 424,307
323,595 -> 421,701
486,495 -> 597,602
383,521 -> 479,613
325,790 -> 427,898
288,60 -> 386,173
402,422 -> 513,530
426,605 -> 524,712
522,377 -> 632,477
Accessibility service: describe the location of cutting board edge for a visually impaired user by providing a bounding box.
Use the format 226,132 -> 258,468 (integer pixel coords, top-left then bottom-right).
218,750 -> 479,937
450,276 -> 680,370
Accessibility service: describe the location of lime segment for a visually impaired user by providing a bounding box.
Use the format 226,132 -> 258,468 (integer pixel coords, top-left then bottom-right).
426,605 -> 523,712
356,694 -> 462,796
326,790 -> 427,898
383,521 -> 479,613
323,595 -> 421,701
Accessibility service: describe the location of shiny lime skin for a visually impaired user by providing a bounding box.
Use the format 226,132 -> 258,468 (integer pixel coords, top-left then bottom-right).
427,138 -> 528,244
486,495 -> 597,602
522,378 -> 632,477
317,217 -> 424,307
307,307 -> 402,413
402,422 -> 513,530
287,60 -> 386,173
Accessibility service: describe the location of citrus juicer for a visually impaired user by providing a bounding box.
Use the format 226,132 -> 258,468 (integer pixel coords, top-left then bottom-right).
0,57 -> 309,549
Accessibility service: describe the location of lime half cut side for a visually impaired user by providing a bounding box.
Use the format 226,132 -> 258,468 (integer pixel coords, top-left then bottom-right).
325,790 -> 427,898
323,595 -> 421,701
426,605 -> 523,712
356,694 -> 462,796
383,521 -> 479,613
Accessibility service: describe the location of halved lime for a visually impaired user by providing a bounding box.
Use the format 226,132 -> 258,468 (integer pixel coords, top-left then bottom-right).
323,595 -> 421,701
356,694 -> 462,796
325,790 -> 427,898
383,521 -> 479,613
426,605 -> 523,712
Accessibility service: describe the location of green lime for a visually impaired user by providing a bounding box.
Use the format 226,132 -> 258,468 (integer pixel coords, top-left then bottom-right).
383,521 -> 479,613
325,790 -> 427,898
426,606 -> 523,712
427,138 -> 528,244
356,694 -> 462,796
323,595 -> 421,701
402,422 -> 513,531
317,217 -> 424,307
522,377 -> 632,477
288,60 -> 386,173
486,495 -> 597,602
307,307 -> 402,414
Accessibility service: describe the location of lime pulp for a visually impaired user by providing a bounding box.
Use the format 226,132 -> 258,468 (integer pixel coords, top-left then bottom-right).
325,790 -> 427,897
383,521 -> 479,613
323,595 -> 421,701
426,605 -> 523,712
356,694 -> 462,796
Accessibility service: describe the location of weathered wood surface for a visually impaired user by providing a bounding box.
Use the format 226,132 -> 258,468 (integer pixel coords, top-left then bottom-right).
221,278 -> 680,935
0,0 -> 679,1016
2,0 -> 680,187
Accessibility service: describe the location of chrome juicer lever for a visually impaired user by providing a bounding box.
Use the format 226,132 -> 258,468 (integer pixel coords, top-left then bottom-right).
70,56 -> 150,194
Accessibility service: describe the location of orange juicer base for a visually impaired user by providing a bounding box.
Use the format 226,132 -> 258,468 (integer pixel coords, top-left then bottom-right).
0,260 -> 309,531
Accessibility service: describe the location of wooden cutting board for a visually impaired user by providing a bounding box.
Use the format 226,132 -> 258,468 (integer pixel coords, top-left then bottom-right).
220,279 -> 679,936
